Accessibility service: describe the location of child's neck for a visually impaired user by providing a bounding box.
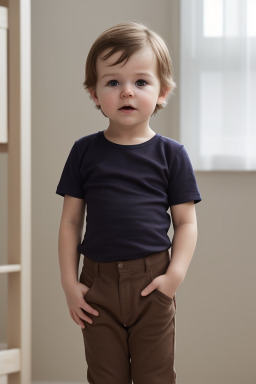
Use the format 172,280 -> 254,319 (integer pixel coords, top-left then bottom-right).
104,124 -> 156,145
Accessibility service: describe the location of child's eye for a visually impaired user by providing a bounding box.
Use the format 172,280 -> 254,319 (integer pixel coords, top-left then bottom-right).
136,79 -> 148,86
107,80 -> 119,87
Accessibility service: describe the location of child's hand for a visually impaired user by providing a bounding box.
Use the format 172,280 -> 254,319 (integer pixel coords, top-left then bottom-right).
62,281 -> 99,329
141,274 -> 176,300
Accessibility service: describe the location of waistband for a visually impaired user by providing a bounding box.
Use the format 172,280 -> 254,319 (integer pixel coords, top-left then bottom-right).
82,249 -> 170,276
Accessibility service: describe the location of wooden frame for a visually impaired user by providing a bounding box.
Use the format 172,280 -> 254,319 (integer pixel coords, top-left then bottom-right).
0,5 -> 8,143
0,0 -> 31,383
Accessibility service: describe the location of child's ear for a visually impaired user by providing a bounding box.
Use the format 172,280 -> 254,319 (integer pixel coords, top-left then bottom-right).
157,87 -> 171,105
89,87 -> 100,106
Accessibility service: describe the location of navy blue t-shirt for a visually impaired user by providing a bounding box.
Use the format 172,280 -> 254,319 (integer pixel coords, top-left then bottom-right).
56,130 -> 201,262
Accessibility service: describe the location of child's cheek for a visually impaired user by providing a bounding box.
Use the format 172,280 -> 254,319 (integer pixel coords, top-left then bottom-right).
100,93 -> 116,115
101,88 -> 116,100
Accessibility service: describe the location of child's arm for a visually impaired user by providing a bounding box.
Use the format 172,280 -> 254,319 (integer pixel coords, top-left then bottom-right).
141,201 -> 198,299
58,195 -> 99,328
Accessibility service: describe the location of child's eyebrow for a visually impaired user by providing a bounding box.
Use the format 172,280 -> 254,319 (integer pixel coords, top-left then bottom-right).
100,73 -> 119,80
100,72 -> 155,80
135,72 -> 155,79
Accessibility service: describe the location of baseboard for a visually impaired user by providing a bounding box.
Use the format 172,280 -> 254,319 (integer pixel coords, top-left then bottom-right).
32,382 -> 85,384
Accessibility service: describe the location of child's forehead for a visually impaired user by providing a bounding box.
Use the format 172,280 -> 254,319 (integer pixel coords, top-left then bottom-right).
96,46 -> 158,76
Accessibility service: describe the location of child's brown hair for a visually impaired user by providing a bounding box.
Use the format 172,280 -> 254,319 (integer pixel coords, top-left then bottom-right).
83,21 -> 176,114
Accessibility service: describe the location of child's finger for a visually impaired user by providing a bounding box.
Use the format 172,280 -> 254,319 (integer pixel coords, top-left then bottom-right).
76,307 -> 93,325
141,279 -> 157,296
69,309 -> 76,323
69,308 -> 82,326
81,301 -> 99,317
71,308 -> 88,327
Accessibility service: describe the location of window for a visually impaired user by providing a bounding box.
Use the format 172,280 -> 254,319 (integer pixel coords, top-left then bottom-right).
180,0 -> 256,170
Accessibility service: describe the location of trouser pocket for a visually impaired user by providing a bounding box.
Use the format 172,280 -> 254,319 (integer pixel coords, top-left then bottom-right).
79,262 -> 98,302
150,256 -> 176,306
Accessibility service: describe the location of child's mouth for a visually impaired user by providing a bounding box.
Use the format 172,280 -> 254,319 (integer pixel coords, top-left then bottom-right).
119,106 -> 136,111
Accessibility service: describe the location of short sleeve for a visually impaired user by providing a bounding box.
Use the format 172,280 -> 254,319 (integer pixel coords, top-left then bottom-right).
168,145 -> 201,206
56,142 -> 85,199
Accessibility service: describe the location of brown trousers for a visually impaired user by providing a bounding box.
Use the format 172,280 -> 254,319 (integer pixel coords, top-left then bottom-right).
79,249 -> 177,384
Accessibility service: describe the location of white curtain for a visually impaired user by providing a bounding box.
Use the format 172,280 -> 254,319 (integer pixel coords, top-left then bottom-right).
180,0 -> 256,170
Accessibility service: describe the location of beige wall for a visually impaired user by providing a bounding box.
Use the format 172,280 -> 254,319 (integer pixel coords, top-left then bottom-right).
9,0 -> 253,383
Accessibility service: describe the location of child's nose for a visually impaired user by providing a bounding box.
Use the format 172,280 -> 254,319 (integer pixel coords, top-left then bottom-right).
120,85 -> 134,98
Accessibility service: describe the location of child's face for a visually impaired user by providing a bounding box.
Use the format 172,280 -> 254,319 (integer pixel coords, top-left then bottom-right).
89,46 -> 168,130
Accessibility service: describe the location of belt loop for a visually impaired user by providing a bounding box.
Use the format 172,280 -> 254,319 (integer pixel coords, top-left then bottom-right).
144,256 -> 151,272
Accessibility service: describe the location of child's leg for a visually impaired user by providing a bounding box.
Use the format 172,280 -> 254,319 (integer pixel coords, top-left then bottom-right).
128,254 -> 176,384
80,256 -> 132,384
79,250 -> 176,384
